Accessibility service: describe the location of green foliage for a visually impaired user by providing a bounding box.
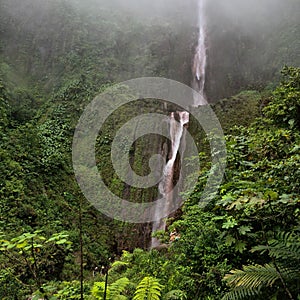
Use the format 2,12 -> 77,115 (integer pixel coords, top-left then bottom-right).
0,268 -> 25,299
0,231 -> 72,292
252,231 -> 300,263
163,290 -> 187,300
38,111 -> 69,169
0,79 -> 10,131
31,280 -> 92,299
223,264 -> 286,299
133,276 -> 163,300
264,66 -> 300,130
91,277 -> 130,300
213,90 -> 261,133
54,281 -> 82,299
156,67 -> 300,299
215,68 -> 300,299
0,0 -> 299,298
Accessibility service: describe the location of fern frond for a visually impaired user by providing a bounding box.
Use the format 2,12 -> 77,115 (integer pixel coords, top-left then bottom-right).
252,232 -> 300,263
224,231 -> 300,299
109,277 -> 130,298
224,264 -> 280,289
91,277 -> 129,300
221,285 -> 260,300
133,276 -> 163,300
254,243 -> 300,262
109,260 -> 129,273
91,281 -> 108,299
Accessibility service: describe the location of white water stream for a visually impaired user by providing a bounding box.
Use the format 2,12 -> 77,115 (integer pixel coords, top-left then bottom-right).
151,112 -> 189,248
151,0 -> 207,248
192,0 -> 208,106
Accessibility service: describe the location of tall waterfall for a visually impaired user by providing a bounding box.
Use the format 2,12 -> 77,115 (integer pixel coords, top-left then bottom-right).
151,0 -> 207,248
192,0 -> 208,106
151,112 -> 189,249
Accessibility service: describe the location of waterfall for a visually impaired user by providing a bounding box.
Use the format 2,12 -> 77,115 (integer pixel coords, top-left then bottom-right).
151,112 -> 189,249
192,0 -> 208,106
151,0 -> 208,248
159,112 -> 189,197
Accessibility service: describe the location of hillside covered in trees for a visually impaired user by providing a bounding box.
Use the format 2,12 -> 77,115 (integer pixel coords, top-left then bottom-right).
0,0 -> 299,299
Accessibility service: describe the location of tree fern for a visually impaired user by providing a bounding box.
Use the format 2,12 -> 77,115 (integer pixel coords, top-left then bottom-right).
225,263 -> 281,288
221,285 -> 260,300
222,230 -> 300,300
133,276 -> 163,300
252,232 -> 300,263
221,263 -> 294,300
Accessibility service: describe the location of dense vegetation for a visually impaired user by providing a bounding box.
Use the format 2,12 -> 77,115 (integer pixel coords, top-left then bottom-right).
0,0 -> 299,299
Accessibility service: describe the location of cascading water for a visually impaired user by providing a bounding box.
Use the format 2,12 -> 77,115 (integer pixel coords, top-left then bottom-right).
151,0 -> 208,248
192,0 -> 208,106
159,112 -> 189,198
151,112 -> 189,248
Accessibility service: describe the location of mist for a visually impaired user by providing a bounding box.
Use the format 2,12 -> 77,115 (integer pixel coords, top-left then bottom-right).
1,0 -> 299,99
2,0 -> 298,37
2,0 -> 297,43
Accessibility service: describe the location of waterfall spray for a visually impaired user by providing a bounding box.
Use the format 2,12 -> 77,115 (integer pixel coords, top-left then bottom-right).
192,0 -> 207,106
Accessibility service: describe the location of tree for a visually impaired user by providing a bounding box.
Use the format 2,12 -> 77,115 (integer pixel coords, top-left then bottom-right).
222,231 -> 300,299
263,66 -> 300,130
0,231 -> 72,295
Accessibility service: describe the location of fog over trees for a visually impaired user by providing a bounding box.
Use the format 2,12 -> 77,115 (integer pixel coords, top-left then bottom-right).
0,0 -> 299,299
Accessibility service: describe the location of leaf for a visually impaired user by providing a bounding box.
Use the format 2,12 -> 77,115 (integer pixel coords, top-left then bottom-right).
235,241 -> 247,253
224,263 -> 281,289
291,145 -> 300,153
91,277 -> 129,299
56,239 -> 67,245
238,226 -> 252,235
264,190 -> 279,200
109,260 -> 129,273
222,217 -> 238,229
7,243 -> 16,249
278,194 -> 291,204
133,276 -> 163,300
225,235 -> 236,246
16,241 -> 28,249
109,277 -> 130,299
